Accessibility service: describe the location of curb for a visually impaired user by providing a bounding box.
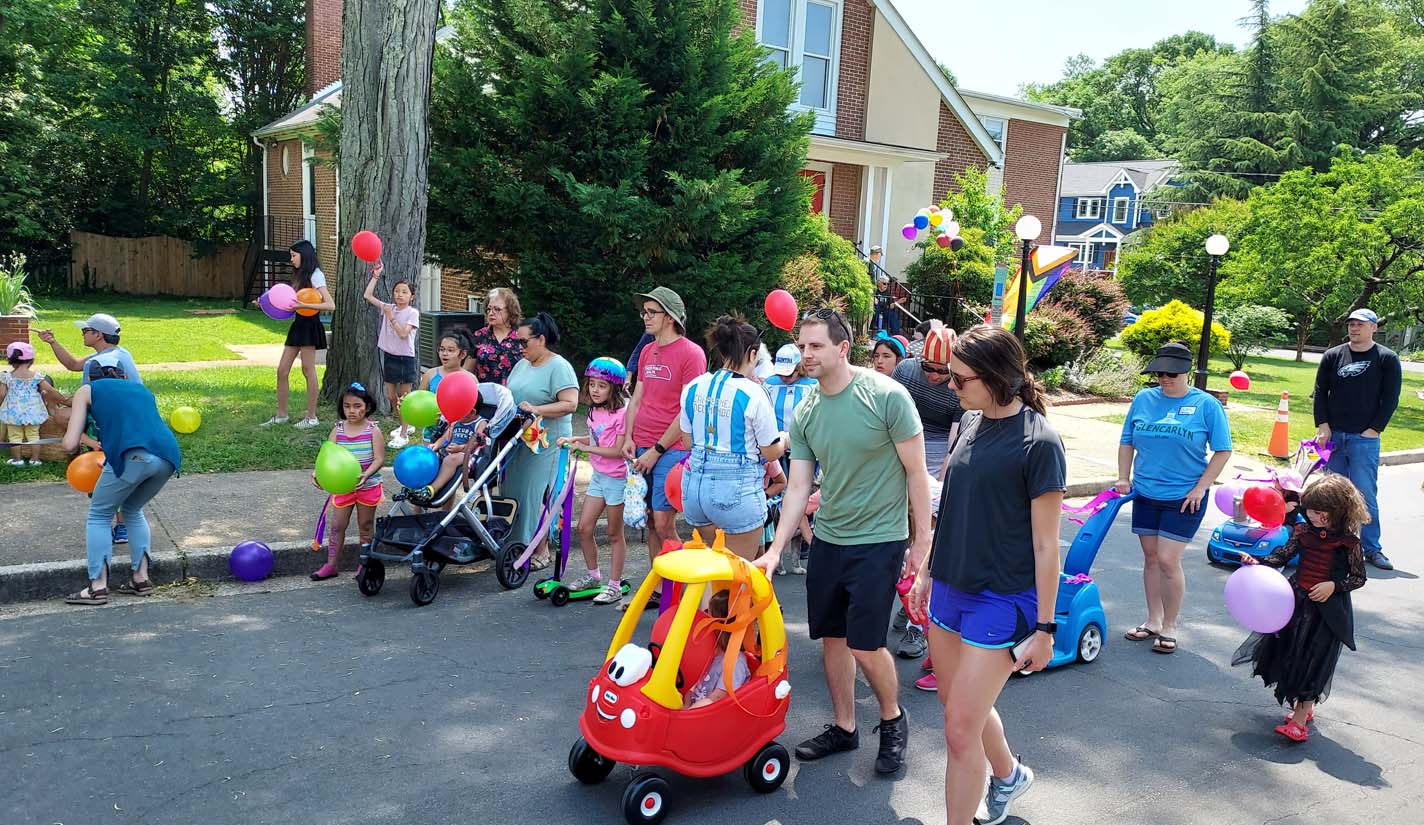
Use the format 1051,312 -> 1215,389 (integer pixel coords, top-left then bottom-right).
1382,448 -> 1424,467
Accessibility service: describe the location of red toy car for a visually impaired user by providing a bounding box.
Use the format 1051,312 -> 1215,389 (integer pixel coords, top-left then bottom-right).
568,532 -> 792,824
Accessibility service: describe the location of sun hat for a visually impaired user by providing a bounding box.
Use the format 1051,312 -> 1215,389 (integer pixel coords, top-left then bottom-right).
922,327 -> 955,364
6,341 -> 35,361
74,313 -> 121,336
634,287 -> 687,328
772,344 -> 802,376
1347,308 -> 1378,324
584,357 -> 627,385
1141,342 -> 1194,375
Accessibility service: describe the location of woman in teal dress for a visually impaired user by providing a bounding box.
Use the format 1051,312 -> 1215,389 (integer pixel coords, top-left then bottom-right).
504,312 -> 579,568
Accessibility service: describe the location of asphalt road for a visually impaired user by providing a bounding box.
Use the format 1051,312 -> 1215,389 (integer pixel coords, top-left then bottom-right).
4,466 -> 1422,825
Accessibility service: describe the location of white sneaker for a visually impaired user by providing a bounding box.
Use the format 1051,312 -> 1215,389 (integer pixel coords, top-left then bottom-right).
260,416 -> 289,427
388,431 -> 408,449
6,458 -> 26,466
294,417 -> 321,430
26,459 -> 42,466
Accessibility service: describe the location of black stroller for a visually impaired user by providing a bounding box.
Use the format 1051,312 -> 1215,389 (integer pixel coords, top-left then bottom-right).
357,382 -> 534,606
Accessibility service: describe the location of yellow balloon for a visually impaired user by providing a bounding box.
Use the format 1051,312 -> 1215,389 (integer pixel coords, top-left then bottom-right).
170,406 -> 202,434
928,212 -> 944,227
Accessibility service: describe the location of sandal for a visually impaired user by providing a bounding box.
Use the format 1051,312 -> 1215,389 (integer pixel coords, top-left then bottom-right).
1285,708 -> 1316,724
115,579 -> 155,596
1274,719 -> 1310,742
1151,635 -> 1178,654
528,555 -> 551,571
65,586 -> 109,606
1125,625 -> 1159,642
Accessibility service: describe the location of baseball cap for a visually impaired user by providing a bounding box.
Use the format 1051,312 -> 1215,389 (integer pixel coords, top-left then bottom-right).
772,344 -> 802,376
923,327 -> 955,364
75,313 -> 121,336
6,341 -> 34,361
635,287 -> 687,329
1347,308 -> 1378,324
869,244 -> 883,254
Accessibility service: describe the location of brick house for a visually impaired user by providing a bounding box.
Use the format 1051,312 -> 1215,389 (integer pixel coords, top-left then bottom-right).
251,0 -> 1076,310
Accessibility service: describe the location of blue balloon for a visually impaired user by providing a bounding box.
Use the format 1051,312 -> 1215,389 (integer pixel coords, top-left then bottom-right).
394,445 -> 440,489
913,214 -> 929,230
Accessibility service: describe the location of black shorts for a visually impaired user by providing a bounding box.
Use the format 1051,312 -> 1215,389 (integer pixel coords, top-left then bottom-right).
382,351 -> 418,386
805,537 -> 906,651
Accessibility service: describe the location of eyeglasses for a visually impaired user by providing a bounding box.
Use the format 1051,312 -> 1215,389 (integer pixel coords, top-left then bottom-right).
640,308 -> 666,318
512,337 -> 528,348
486,305 -> 507,314
919,361 -> 951,376
1151,371 -> 1182,379
948,371 -> 982,388
801,308 -> 852,342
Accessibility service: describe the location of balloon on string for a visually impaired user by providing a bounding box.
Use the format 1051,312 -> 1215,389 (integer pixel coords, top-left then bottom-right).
665,460 -> 685,513
66,451 -> 105,493
315,441 -> 362,495
295,287 -> 321,316
945,220 -> 961,238
400,390 -> 440,429
928,212 -> 944,227
267,283 -> 297,311
1242,485 -> 1286,528
927,205 -> 941,214
940,207 -> 953,222
1224,564 -> 1294,633
935,234 -> 951,248
393,445 -> 441,489
352,230 -> 383,263
763,289 -> 798,331
901,224 -> 917,240
1230,370 -> 1251,391
435,370 -> 479,421
913,214 -> 930,231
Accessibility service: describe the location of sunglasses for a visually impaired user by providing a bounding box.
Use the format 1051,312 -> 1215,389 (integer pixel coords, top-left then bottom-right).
802,308 -> 853,342
948,371 -> 982,388
1151,371 -> 1182,379
919,361 -> 951,376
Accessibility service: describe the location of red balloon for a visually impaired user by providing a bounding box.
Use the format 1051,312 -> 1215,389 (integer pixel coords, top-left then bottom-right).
665,460 -> 685,513
435,370 -> 478,422
1242,486 -> 1286,528
764,289 -> 798,331
935,233 -> 951,248
1229,370 -> 1251,391
352,230 -> 383,263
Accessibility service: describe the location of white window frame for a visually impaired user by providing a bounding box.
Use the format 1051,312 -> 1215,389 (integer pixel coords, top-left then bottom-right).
301,144 -> 317,243
756,0 -> 842,128
1068,242 -> 1089,265
1111,197 -> 1131,224
1075,197 -> 1103,220
980,117 -> 1007,152
758,0 -> 794,70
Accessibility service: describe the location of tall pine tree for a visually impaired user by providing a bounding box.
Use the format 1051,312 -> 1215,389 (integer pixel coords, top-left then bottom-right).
427,0 -> 813,364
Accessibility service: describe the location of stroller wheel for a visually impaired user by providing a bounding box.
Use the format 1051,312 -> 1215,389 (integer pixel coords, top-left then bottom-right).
357,559 -> 385,597
410,569 -> 440,606
495,542 -> 529,590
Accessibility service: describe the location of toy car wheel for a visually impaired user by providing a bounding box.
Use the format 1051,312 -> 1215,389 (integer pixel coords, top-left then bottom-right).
744,741 -> 790,794
1077,624 -> 1103,663
533,579 -> 551,599
356,559 -> 384,597
550,587 -> 571,607
567,737 -> 615,784
409,569 -> 440,606
621,772 -> 670,825
495,542 -> 529,590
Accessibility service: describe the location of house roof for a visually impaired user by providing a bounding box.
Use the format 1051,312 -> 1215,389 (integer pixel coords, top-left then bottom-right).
253,80 -> 342,138
1060,160 -> 1178,196
956,88 -> 1081,123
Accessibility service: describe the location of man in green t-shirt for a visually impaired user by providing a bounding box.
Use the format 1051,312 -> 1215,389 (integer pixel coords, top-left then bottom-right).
754,309 -> 931,777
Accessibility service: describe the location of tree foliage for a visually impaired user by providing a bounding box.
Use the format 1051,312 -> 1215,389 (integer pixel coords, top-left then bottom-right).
1220,303 -> 1291,368
427,0 -> 814,366
901,167 -> 1018,318
1116,198 -> 1251,308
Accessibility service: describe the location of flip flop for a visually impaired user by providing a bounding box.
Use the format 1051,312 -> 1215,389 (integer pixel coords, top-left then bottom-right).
1125,625 -> 1159,641
1152,635 -> 1178,654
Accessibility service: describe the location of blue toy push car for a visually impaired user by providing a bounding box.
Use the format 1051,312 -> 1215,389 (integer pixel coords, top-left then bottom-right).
1206,519 -> 1292,566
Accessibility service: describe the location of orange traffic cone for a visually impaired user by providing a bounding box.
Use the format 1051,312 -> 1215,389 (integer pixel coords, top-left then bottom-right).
1267,391 -> 1291,458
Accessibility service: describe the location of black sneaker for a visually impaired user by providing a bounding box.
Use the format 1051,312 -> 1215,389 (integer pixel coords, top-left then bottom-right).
795,724 -> 859,761
873,707 -> 908,774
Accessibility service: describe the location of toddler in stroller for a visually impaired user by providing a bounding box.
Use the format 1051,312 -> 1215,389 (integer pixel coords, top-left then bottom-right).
359,382 -> 535,605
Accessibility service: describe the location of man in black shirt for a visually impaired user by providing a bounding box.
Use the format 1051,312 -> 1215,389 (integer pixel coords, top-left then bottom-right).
1313,308 -> 1402,569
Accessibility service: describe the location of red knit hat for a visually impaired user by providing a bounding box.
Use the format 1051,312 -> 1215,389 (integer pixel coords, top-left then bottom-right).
923,327 -> 955,364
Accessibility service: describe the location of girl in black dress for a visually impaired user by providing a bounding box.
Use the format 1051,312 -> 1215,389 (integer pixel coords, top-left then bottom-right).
1233,474 -> 1369,742
262,240 -> 335,429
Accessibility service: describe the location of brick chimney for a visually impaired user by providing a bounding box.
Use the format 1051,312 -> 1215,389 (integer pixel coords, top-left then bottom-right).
305,0 -> 343,97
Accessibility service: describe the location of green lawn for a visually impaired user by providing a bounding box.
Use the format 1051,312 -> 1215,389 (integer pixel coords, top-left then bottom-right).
0,366 -> 347,485
25,295 -> 290,365
1095,350 -> 1424,453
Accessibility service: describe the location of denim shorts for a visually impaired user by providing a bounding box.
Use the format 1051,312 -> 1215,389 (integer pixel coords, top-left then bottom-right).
1130,494 -> 1208,544
636,447 -> 689,513
382,351 -> 418,386
681,450 -> 767,535
586,469 -> 625,506
928,579 -> 1037,649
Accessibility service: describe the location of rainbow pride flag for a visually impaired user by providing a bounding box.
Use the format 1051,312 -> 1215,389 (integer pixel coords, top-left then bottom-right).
1000,245 -> 1078,332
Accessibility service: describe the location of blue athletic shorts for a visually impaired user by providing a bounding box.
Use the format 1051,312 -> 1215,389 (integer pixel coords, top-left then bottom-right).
636,447 -> 689,513
1130,495 -> 1207,544
928,579 -> 1036,649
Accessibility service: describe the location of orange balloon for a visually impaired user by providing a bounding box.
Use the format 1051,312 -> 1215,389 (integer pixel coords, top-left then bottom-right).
66,451 -> 105,493
295,287 -> 322,316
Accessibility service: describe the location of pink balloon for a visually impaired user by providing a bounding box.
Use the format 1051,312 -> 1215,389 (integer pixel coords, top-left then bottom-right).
1229,370 -> 1251,391
1224,564 -> 1295,633
901,224 -> 917,241
1213,483 -> 1239,518
267,283 -> 297,311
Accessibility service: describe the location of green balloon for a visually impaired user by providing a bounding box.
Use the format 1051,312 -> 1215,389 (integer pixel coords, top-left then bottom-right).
315,441 -> 362,495
401,390 -> 440,429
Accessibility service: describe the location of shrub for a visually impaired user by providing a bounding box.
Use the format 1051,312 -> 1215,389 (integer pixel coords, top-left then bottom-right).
1064,348 -> 1146,398
1219,303 -> 1290,369
0,253 -> 38,318
779,216 -> 872,337
1023,304 -> 1095,368
1041,270 -> 1129,346
1119,299 -> 1229,359
1038,365 -> 1065,391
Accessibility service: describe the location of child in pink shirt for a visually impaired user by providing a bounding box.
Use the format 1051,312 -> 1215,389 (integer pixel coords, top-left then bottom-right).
557,357 -> 631,606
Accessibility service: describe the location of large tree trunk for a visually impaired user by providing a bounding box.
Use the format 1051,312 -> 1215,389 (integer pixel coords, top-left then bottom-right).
322,0 -> 440,404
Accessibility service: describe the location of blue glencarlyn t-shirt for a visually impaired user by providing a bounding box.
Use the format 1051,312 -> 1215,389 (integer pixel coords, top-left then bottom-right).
1119,387 -> 1232,500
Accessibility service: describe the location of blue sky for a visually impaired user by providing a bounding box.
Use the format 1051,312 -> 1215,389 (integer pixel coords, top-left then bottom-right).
895,0 -> 1311,97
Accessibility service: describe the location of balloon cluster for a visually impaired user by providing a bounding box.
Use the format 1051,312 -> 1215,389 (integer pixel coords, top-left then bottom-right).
901,205 -> 965,252
1213,481 -> 1286,528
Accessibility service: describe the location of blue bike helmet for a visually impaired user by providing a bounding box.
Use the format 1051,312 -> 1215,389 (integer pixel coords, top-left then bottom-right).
585,357 -> 627,386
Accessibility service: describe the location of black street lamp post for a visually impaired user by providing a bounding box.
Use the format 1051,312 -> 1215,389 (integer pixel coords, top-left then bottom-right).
1013,215 -> 1041,343
1195,233 -> 1230,390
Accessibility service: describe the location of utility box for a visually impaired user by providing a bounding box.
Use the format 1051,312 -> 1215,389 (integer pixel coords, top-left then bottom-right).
420,311 -> 482,370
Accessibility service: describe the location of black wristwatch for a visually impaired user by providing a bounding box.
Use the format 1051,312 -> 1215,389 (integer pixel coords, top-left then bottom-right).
1035,622 -> 1058,634
653,442 -> 668,455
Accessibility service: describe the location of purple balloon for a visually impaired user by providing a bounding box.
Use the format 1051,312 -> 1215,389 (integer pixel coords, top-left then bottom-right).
901,224 -> 917,240
230,540 -> 275,582
1213,483 -> 1239,518
259,291 -> 295,321
1224,564 -> 1294,633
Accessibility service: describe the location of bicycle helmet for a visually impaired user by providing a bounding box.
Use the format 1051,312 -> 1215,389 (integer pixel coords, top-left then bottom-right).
584,357 -> 627,385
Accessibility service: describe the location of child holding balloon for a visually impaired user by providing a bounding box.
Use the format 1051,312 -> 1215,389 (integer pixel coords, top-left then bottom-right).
363,262 -> 421,449
411,330 -> 471,444
413,404 -> 489,508
310,383 -> 386,581
1231,474 -> 1369,742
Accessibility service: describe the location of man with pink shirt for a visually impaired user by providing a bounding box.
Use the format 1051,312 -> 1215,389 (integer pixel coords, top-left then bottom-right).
622,287 -> 707,580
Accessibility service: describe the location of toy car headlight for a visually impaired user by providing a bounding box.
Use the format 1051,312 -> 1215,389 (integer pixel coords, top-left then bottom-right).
1256,540 -> 1270,550
1212,529 -> 1222,541
607,643 -> 652,687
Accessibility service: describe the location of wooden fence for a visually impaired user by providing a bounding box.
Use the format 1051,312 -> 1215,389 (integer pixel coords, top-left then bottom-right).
70,231 -> 247,298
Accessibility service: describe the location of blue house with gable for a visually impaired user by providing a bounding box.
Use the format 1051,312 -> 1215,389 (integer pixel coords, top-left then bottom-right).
1053,160 -> 1178,272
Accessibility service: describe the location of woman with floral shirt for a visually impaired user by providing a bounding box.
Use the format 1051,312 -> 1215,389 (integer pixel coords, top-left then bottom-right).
465,287 -> 523,385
